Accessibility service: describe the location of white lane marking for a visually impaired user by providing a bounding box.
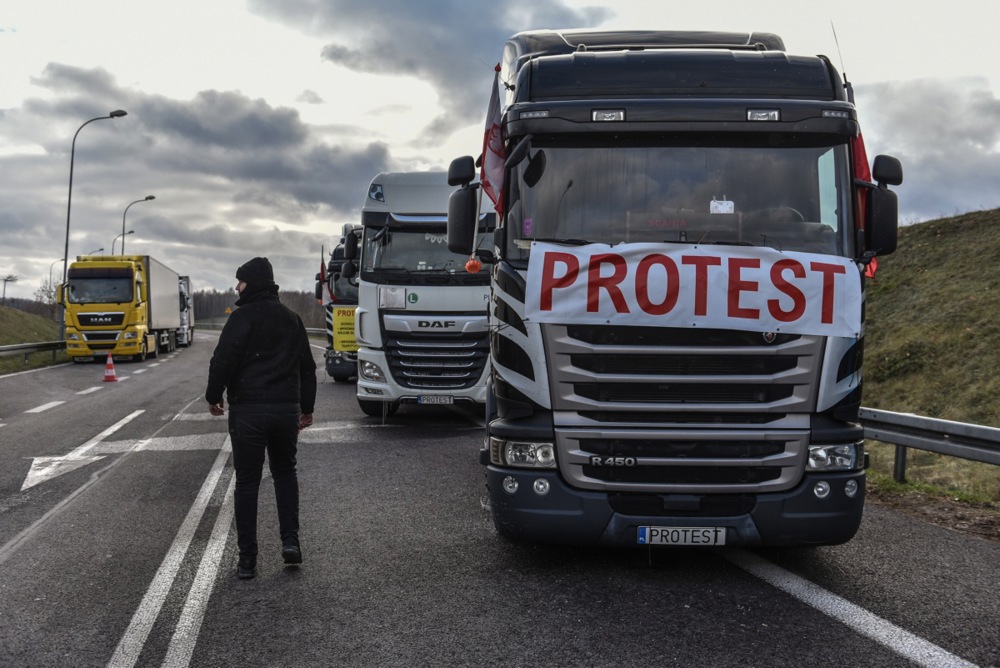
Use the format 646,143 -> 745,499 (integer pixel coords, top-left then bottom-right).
20,410 -> 145,490
0,363 -> 74,379
724,549 -> 979,668
148,363 -> 161,368
24,401 -> 65,414
107,436 -> 232,668
77,387 -> 103,395
133,369 -> 147,374
161,474 -> 235,668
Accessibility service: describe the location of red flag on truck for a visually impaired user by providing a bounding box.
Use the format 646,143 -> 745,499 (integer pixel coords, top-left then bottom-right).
481,64 -> 506,215
852,133 -> 879,278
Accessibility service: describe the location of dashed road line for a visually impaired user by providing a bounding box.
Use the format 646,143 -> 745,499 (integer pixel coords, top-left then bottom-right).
77,387 -> 103,395
24,401 -> 65,413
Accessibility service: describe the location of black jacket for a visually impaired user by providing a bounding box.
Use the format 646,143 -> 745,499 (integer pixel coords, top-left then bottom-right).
205,285 -> 317,413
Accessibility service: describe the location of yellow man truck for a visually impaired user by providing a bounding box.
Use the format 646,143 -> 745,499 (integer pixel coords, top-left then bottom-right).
61,255 -> 182,362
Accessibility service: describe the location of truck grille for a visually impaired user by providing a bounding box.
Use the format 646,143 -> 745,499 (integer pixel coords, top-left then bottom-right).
77,312 -> 125,327
544,324 -> 822,493
385,332 -> 489,390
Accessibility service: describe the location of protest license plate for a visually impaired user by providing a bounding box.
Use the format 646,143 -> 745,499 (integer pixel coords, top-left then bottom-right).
418,395 -> 454,405
637,526 -> 726,546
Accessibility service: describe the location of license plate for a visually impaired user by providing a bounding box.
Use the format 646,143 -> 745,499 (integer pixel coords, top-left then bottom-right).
418,395 -> 453,405
637,526 -> 726,546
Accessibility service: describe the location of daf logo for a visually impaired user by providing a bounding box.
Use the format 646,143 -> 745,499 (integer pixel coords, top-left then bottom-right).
418,320 -> 455,329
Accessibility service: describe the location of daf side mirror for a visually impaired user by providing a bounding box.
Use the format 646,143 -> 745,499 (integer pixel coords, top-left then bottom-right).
448,186 -> 478,255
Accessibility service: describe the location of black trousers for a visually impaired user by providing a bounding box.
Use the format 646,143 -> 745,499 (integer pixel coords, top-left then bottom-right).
229,407 -> 300,558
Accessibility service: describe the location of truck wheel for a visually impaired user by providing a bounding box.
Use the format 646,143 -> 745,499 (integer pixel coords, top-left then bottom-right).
133,342 -> 147,362
357,399 -> 398,417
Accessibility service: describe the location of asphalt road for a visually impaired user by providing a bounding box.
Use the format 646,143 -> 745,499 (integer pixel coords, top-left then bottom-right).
0,333 -> 996,667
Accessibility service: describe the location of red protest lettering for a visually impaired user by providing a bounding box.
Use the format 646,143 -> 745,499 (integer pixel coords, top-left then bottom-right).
635,254 -> 679,315
539,252 -> 580,311
810,261 -> 847,324
727,257 -> 760,319
587,253 -> 629,313
681,255 -> 723,316
767,259 -> 807,322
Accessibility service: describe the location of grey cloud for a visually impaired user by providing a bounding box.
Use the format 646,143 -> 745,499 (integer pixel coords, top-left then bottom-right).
856,79 -> 1000,222
0,63 -> 391,299
249,0 -> 612,142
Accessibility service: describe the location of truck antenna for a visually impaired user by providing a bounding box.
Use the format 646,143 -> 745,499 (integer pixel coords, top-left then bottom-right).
830,21 -> 855,102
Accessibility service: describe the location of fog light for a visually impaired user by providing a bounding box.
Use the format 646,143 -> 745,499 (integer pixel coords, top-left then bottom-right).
813,481 -> 831,499
844,479 -> 859,498
502,476 -> 518,494
533,478 -> 550,495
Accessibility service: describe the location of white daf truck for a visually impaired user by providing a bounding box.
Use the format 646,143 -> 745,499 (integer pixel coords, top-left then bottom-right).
341,171 -> 494,417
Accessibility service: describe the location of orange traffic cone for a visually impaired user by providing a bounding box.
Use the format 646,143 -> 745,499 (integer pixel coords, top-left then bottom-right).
103,352 -> 119,382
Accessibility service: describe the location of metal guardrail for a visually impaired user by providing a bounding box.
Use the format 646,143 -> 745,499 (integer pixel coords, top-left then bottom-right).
197,322 -> 325,337
859,408 -> 1000,482
0,340 -> 66,361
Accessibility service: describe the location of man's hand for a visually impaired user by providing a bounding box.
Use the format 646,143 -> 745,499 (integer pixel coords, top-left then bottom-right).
298,413 -> 313,431
209,401 -> 225,416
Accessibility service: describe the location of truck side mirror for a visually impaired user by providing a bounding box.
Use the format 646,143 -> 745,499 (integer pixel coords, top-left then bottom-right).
343,230 -> 358,260
872,155 -> 903,187
56,284 -> 64,304
864,154 -> 903,256
866,188 -> 898,256
448,156 -> 476,186
314,273 -> 323,301
448,186 -> 478,255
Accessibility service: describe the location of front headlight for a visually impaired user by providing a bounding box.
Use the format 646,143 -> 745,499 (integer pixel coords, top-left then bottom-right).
489,437 -> 557,469
359,361 -> 385,382
66,333 -> 80,341
806,443 -> 864,471
122,331 -> 137,340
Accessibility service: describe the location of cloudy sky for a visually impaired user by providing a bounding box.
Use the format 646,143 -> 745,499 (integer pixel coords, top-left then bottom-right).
2,0 -> 999,301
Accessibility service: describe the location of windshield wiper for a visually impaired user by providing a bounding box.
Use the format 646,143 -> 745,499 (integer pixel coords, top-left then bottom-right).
527,237 -> 591,246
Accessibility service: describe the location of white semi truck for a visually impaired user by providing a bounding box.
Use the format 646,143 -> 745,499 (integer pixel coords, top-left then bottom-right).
177,275 -> 195,347
341,171 -> 494,417
447,30 -> 902,547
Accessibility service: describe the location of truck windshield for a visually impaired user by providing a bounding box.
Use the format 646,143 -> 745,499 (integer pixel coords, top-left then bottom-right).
362,224 -> 493,274
505,137 -> 852,263
67,277 -> 134,304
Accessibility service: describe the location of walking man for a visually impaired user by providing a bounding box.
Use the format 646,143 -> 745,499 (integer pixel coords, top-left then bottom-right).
206,256 -> 317,579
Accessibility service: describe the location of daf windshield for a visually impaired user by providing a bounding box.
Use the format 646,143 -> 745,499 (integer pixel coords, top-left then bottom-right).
504,136 -> 852,263
362,224 -> 493,274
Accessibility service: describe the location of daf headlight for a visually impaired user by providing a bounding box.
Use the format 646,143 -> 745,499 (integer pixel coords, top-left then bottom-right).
359,361 -> 385,382
489,437 -> 556,469
806,443 -> 864,471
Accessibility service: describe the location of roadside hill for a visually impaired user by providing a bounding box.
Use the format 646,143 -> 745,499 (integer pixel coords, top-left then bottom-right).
864,208 -> 1000,428
0,305 -> 60,346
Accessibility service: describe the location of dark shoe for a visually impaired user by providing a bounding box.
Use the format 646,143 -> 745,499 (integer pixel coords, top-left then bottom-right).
282,538 -> 302,565
238,556 -> 257,579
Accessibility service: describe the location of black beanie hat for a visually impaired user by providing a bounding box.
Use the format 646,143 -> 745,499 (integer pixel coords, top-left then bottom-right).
236,257 -> 274,287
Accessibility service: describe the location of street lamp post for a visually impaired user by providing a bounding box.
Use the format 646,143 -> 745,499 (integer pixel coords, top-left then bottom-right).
121,195 -> 154,255
48,259 -> 64,289
59,110 -> 126,337
87,248 -> 104,255
113,230 -> 134,255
